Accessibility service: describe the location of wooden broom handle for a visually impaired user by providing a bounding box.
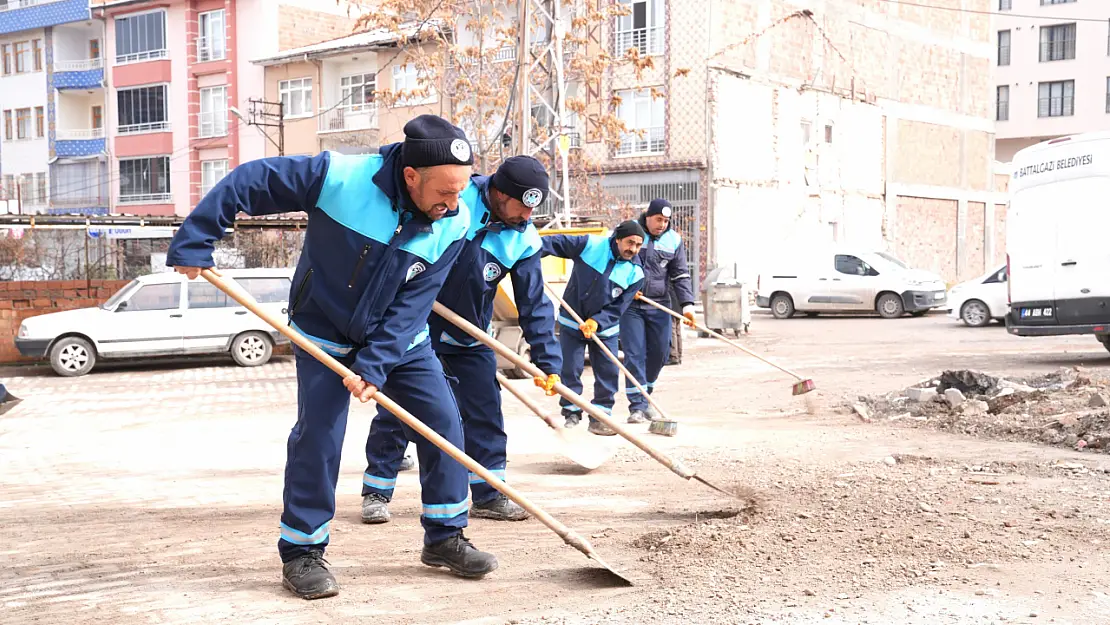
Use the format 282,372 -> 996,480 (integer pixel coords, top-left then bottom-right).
495,371 -> 562,430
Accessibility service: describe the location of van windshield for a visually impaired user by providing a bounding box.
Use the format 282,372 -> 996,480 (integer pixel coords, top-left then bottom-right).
100,280 -> 139,310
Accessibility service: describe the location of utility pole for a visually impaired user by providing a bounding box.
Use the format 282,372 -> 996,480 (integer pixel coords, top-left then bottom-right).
234,99 -> 285,156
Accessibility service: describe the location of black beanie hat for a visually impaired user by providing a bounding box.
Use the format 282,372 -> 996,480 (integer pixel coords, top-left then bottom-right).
490,155 -> 549,209
401,114 -> 475,168
646,198 -> 673,218
612,219 -> 645,241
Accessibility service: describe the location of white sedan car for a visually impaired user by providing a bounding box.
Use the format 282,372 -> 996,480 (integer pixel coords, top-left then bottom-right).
16,268 -> 294,377
946,264 -> 1008,327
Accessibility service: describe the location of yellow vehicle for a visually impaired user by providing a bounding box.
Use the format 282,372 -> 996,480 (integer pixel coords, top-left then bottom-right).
492,224 -> 607,378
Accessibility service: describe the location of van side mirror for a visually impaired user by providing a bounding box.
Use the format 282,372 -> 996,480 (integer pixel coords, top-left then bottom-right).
115,301 -> 129,312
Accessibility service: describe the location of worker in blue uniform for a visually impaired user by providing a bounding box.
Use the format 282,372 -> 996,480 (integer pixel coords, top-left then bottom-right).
541,221 -> 645,436
361,155 -> 562,524
622,199 -> 697,423
165,115 -> 498,600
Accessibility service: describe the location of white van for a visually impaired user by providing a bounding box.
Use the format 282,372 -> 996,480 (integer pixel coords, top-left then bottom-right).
1005,131 -> 1110,352
15,268 -> 294,377
755,247 -> 947,319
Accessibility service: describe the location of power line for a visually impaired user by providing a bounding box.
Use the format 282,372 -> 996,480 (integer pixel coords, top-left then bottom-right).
874,0 -> 1110,23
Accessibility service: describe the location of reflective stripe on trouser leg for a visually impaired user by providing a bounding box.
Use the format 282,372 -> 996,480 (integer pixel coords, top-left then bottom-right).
378,342 -> 470,545
586,334 -> 621,423
279,347 -> 351,562
362,406 -> 409,498
644,306 -> 673,391
439,348 -> 506,505
620,306 -> 650,411
558,328 -> 588,412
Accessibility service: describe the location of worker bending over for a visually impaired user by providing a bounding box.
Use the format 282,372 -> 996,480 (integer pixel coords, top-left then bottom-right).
621,199 -> 696,423
166,115 -> 497,600
361,156 -> 562,524
541,221 -> 645,436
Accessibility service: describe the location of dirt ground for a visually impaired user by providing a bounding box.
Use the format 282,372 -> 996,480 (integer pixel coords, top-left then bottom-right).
2,312 -> 1109,625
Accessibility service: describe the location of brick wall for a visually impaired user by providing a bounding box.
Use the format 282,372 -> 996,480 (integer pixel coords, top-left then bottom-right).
965,201 -> 986,280
893,197 -> 959,281
277,5 -> 358,52
0,280 -> 130,364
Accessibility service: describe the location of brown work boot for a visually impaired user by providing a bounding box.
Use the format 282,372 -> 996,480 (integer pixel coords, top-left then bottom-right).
587,419 -> 617,436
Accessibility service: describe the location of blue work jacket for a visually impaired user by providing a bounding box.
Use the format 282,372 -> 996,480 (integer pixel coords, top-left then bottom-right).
634,216 -> 695,309
540,234 -> 645,338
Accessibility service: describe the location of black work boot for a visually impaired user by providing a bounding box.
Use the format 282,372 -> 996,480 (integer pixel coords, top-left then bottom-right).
563,410 -> 582,429
361,493 -> 391,524
421,532 -> 499,578
627,410 -> 648,424
471,494 -> 530,521
281,550 -> 339,600
399,454 -> 416,472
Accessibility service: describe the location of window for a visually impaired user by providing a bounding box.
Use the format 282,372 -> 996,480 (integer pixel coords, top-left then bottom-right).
200,159 -> 229,197
119,156 -> 171,203
92,105 -> 103,129
89,39 -> 100,59
997,30 -> 1010,66
984,266 -> 1008,284
392,63 -> 436,105
1106,78 -> 1110,114
199,85 -> 228,137
341,73 -> 376,109
1,44 -> 10,75
13,41 -> 28,73
115,10 -> 167,63
615,0 -> 664,56
122,283 -> 180,312
187,282 -> 231,309
198,9 -> 226,62
997,85 -> 1009,121
1041,0 -> 1075,4
615,88 -> 664,156
34,172 -> 46,204
237,277 -> 292,304
18,175 -> 31,204
2,110 -> 10,140
1038,80 -> 1074,117
32,39 -> 41,71
834,255 -> 876,277
278,77 -> 313,117
999,0 -> 1012,9
34,106 -> 43,138
15,107 -> 30,139
1,175 -> 13,200
1040,24 -> 1076,62
824,124 -> 833,143
117,84 -> 169,133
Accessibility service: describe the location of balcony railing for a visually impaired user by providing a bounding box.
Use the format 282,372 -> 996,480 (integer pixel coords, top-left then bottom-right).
57,127 -> 105,140
0,0 -> 65,11
54,58 -> 103,72
614,27 -> 664,56
997,45 -> 1010,66
118,121 -> 169,135
317,103 -> 378,133
197,36 -> 225,63
118,192 -> 172,205
116,49 -> 167,65
1039,39 -> 1076,62
198,111 -> 228,138
616,126 -> 664,157
996,102 -> 1009,122
1038,96 -> 1074,118
50,196 -> 108,209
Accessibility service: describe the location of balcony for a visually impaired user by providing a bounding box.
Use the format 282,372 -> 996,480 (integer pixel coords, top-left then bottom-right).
53,58 -> 104,90
116,48 -> 167,65
196,36 -> 226,63
614,27 -> 664,57
118,192 -> 172,206
616,126 -> 664,157
318,104 -> 378,134
118,121 -> 170,135
0,0 -> 88,35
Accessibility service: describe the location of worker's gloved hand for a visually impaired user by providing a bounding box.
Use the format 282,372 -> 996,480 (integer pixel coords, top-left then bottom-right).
681,305 -> 696,327
343,374 -> 379,403
533,373 -> 560,396
635,291 -> 644,300
579,319 -> 599,339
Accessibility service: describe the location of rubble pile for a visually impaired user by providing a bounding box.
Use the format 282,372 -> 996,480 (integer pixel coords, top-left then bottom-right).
855,368 -> 1110,453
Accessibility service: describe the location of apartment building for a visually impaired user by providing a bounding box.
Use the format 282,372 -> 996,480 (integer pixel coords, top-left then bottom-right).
0,0 -> 108,215
993,0 -> 1110,162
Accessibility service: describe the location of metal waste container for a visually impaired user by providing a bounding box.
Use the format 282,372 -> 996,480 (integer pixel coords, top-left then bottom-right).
700,266 -> 750,336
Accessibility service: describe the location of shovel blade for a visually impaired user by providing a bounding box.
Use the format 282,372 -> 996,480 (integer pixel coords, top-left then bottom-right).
549,427 -> 614,470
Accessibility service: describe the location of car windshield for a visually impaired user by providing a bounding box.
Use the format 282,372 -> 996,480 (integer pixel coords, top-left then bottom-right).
100,280 -> 139,310
874,251 -> 910,270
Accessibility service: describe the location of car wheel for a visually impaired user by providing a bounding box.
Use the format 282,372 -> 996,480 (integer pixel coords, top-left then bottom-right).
960,299 -> 991,327
1098,335 -> 1110,353
876,293 -> 905,319
770,294 -> 795,319
231,331 -> 273,367
50,336 -> 96,377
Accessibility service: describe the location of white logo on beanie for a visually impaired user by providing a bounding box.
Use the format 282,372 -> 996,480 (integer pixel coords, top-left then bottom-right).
661,206 -> 672,218
521,188 -> 543,208
450,139 -> 471,162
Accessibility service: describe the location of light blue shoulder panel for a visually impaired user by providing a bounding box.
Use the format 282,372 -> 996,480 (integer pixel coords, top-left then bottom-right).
399,192 -> 472,264
655,229 -> 682,254
315,153 -> 399,244
481,225 -> 542,268
460,180 -> 488,242
609,261 -> 644,290
578,234 -> 613,276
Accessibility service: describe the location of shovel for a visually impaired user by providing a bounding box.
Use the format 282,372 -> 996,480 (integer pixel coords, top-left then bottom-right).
199,268 -> 632,586
635,293 -> 817,396
433,301 -> 745,500
542,283 -> 680,437
495,371 -> 614,470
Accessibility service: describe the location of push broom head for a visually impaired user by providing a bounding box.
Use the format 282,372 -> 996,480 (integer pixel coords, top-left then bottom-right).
648,419 -> 678,437
792,379 -> 817,396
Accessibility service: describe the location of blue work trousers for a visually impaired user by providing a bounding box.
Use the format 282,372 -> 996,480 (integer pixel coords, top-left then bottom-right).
558,327 -> 620,423
620,305 -> 674,411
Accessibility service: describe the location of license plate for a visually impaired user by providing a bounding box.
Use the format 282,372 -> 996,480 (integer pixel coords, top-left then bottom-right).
1020,307 -> 1054,318
933,292 -> 945,300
